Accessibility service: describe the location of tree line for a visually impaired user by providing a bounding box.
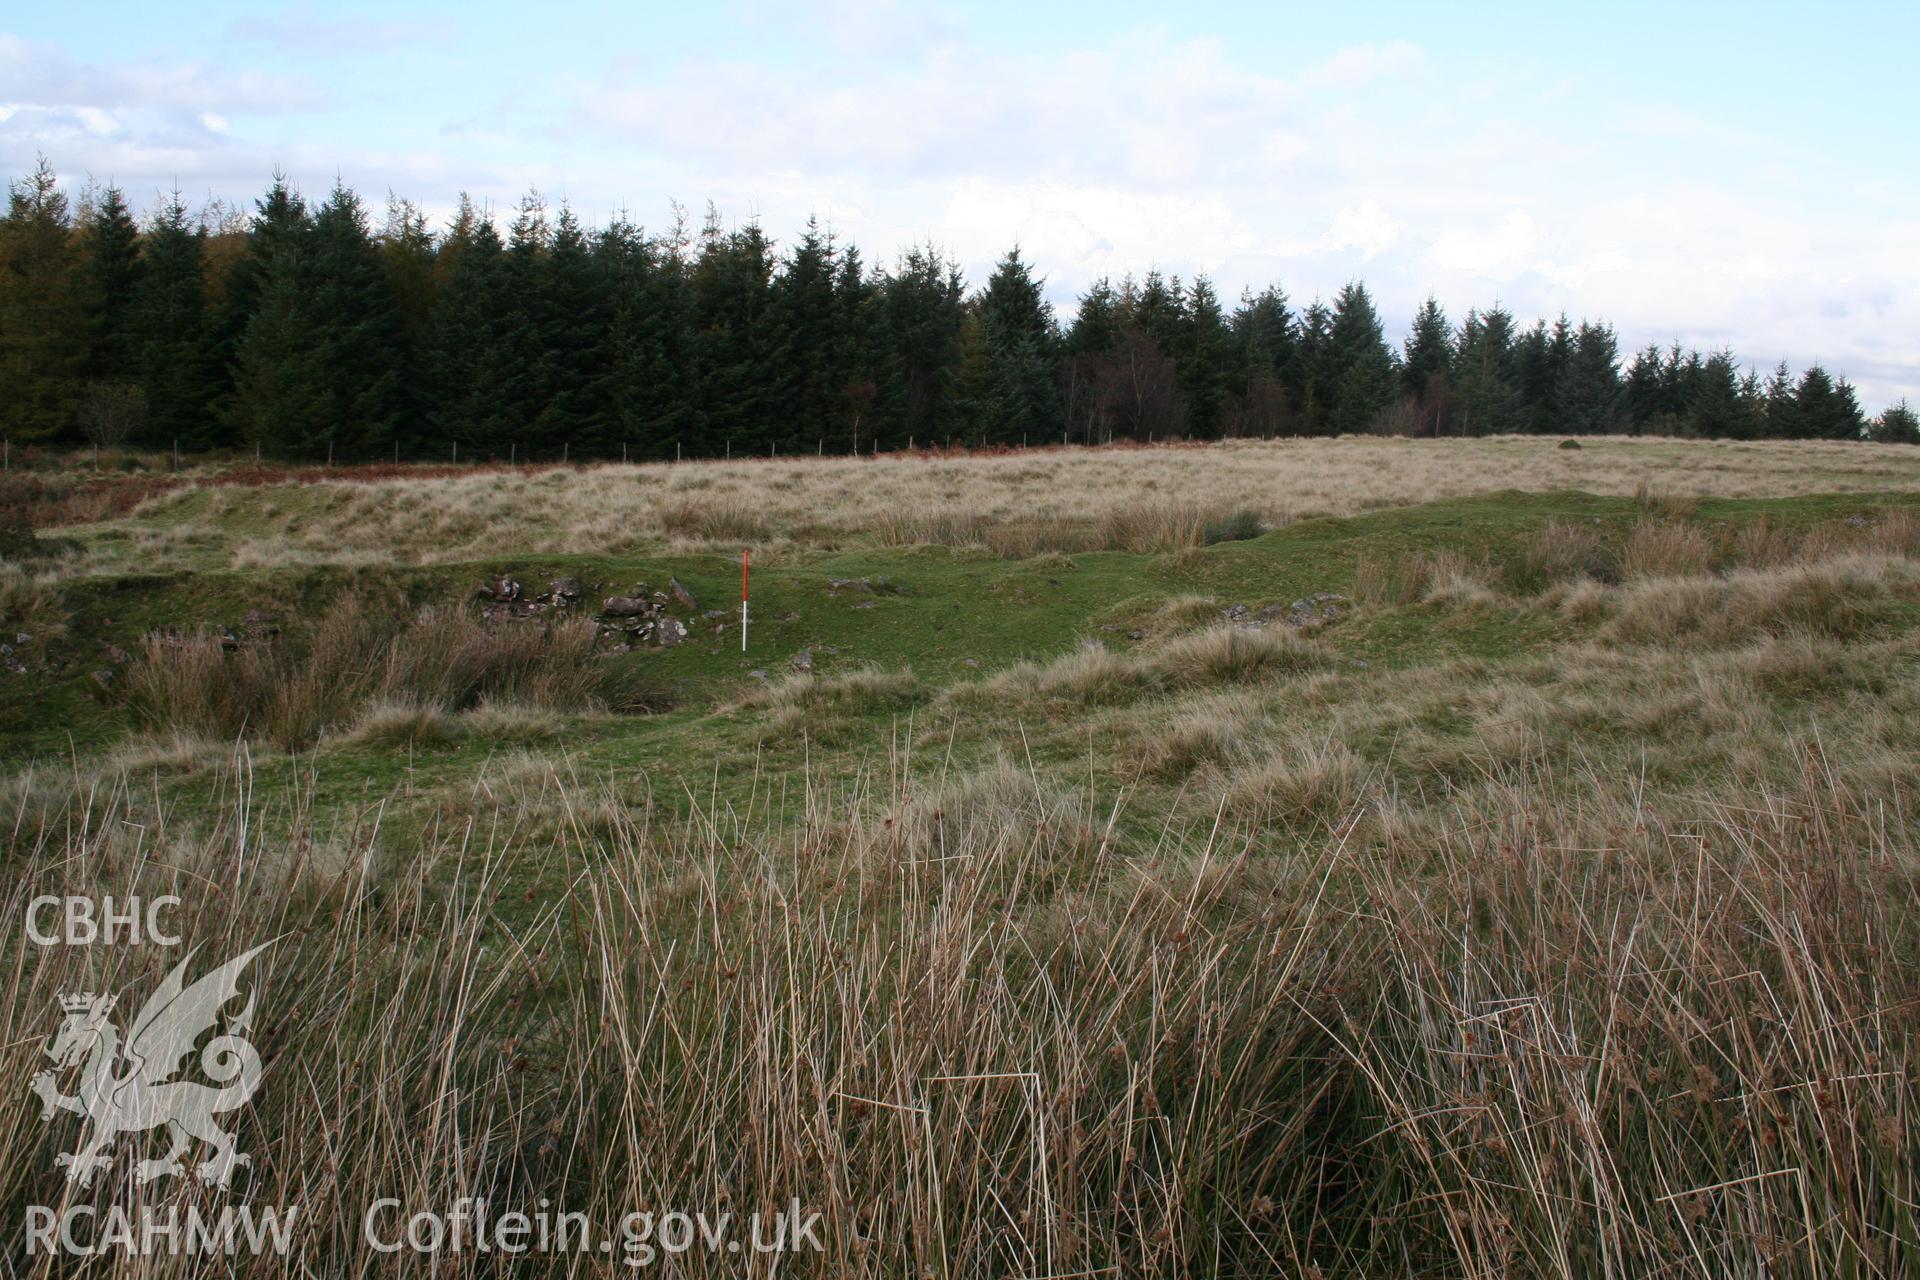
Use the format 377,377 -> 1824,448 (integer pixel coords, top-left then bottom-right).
3,157 -> 1915,461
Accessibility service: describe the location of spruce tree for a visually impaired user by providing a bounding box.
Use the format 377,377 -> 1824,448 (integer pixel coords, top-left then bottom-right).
877,244 -> 965,447
498,189 -> 556,453
1289,300 -> 1335,435
690,209 -> 779,454
1063,278 -> 1123,444
1553,321 -> 1623,435
0,157 -> 84,441
78,184 -> 143,382
975,246 -> 1061,444
832,244 -> 885,453
225,230 -> 325,457
533,203 -> 613,454
1872,400 -> 1919,444
769,217 -> 844,447
305,181 -> 405,458
1762,362 -> 1799,438
425,202 -> 511,456
130,193 -> 217,449
1326,281 -> 1397,434
1451,307 -> 1524,436
210,174 -> 310,405
1177,276 -> 1233,438
379,196 -> 437,455
1400,296 -> 1452,435
1685,350 -> 1748,438
1225,286 -> 1295,437
1793,365 -> 1864,440
1400,296 -> 1452,400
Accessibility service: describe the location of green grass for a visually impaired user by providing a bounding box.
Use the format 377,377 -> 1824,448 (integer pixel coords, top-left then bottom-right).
8,487 -> 1918,839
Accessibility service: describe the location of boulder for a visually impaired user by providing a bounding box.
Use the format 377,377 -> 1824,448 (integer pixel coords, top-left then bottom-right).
670,576 -> 699,611
601,595 -> 654,618
792,647 -> 813,673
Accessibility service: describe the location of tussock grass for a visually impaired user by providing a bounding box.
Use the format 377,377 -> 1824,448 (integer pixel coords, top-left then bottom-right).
952,642 -> 1155,708
1216,736 -> 1370,827
8,738 -> 1906,1276
1148,623 -> 1335,686
1621,518 -> 1715,579
1354,547 -> 1502,608
336,698 -> 462,748
1503,516 -> 1614,592
1598,554 -> 1918,645
1136,692 -> 1264,778
0,562 -> 68,653
660,494 -> 771,543
124,603 -> 660,749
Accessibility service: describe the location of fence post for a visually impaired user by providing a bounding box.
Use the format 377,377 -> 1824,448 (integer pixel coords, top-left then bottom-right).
563,442 -> 569,464
452,441 -> 458,465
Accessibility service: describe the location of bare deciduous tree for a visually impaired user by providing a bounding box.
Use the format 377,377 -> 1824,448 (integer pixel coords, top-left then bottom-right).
77,381 -> 147,452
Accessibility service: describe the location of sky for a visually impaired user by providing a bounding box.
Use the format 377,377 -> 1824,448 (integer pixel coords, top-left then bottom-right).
4,1 -> 1916,409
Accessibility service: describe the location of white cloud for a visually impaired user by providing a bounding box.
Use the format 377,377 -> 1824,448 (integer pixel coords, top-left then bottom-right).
3,25 -> 1914,408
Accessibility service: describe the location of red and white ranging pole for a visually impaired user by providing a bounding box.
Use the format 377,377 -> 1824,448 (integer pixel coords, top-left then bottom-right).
741,549 -> 750,652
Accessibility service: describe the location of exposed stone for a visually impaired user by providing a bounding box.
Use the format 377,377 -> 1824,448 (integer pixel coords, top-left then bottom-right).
670,576 -> 699,611
792,648 -> 813,673
656,618 -> 688,647
1257,592 -> 1350,629
90,668 -> 115,688
602,595 -> 652,618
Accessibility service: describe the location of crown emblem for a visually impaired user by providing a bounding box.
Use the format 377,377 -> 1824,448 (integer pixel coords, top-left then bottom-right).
58,992 -> 111,1014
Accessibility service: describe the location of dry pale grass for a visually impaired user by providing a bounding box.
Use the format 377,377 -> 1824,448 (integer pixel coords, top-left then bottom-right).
124,602 -> 661,749
52,435 -> 1920,575
3,732 -> 1911,1276
1149,623 -> 1336,686
1595,554 -> 1919,645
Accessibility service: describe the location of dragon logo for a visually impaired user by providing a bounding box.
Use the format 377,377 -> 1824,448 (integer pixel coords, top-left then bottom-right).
30,944 -> 270,1189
